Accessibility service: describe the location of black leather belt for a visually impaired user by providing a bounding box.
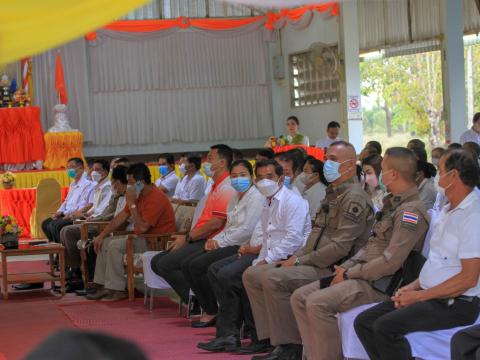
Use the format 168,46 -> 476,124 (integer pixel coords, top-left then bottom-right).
445,295 -> 480,306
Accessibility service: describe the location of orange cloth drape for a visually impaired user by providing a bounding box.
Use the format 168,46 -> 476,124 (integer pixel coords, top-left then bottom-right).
0,187 -> 68,238
273,145 -> 325,161
85,3 -> 339,40
55,52 -> 68,104
44,132 -> 85,170
0,107 -> 46,164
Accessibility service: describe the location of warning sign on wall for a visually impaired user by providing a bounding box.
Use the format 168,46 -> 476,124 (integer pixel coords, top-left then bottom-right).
347,95 -> 361,120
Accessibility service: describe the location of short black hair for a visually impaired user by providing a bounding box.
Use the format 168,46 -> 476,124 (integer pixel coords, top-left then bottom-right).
159,154 -> 175,166
473,112 -> 480,123
365,140 -> 382,155
384,147 -> 418,182
287,116 -> 299,126
448,142 -> 463,150
256,148 -> 275,159
126,163 -> 152,184
362,154 -> 383,178
186,153 -> 202,170
327,121 -> 340,129
230,159 -> 254,176
407,139 -> 426,150
277,151 -> 300,174
463,142 -> 480,158
67,157 -> 84,167
286,148 -> 306,172
443,149 -> 480,188
305,157 -> 328,186
417,160 -> 437,179
232,149 -> 244,161
255,159 -> 283,177
93,159 -> 110,172
211,144 -> 233,168
111,165 -> 128,184
412,147 -> 428,162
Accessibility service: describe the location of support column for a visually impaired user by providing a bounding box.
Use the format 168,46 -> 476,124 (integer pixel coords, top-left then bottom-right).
338,0 -> 362,153
440,0 -> 467,143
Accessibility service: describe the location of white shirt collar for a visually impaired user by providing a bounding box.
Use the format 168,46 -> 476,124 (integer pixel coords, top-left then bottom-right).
445,189 -> 479,213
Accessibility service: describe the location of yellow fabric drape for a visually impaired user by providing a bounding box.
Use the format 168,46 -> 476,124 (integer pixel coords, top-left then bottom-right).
44,131 -> 85,170
0,0 -> 150,65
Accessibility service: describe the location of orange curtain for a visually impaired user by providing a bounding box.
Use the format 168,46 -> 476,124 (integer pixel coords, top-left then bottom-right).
85,3 -> 338,40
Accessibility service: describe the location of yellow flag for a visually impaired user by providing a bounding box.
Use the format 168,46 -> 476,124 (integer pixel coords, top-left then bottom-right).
0,0 -> 150,65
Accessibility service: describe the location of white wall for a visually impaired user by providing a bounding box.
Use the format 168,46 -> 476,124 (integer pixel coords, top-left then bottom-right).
269,14 -> 341,146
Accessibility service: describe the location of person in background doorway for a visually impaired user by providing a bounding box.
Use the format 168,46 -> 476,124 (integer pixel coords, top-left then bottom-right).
460,112 -> 480,145
315,121 -> 341,150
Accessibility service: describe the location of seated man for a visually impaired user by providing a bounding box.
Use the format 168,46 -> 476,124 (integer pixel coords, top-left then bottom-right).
241,141 -> 375,357
150,144 -> 236,307
289,147 -> 429,360
172,153 -> 206,203
184,160 -> 264,328
155,153 -> 178,198
60,165 -> 128,293
197,159 -> 310,353
276,151 -> 301,194
355,149 -> 480,360
59,159 -> 112,292
87,163 -> 176,301
41,157 -> 94,244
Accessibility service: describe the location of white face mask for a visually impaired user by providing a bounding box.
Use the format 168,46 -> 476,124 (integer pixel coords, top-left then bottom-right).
256,178 -> 280,197
91,171 -> 102,183
434,171 -> 453,197
179,163 -> 187,175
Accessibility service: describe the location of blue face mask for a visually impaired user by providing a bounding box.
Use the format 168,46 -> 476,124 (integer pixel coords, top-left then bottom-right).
203,162 -> 213,177
284,176 -> 292,189
378,171 -> 391,193
67,168 -> 77,179
231,177 -> 251,193
159,165 -> 169,177
323,160 -> 342,183
134,181 -> 144,195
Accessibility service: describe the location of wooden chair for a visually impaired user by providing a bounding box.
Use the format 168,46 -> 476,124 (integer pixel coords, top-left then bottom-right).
30,178 -> 62,239
125,203 -> 197,301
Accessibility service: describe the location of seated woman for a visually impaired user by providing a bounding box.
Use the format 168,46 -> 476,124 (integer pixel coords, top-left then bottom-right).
183,160 -> 265,327
416,160 -> 437,210
362,154 -> 385,211
264,116 -> 309,147
301,156 -> 328,220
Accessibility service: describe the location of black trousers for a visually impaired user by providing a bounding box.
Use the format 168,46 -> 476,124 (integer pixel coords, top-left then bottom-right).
451,325 -> 480,360
185,245 -> 239,315
208,253 -> 257,338
354,299 -> 480,360
41,217 -> 72,243
150,240 -> 206,304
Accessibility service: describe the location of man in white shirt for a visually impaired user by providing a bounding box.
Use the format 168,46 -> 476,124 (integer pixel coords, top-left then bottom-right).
355,148 -> 480,360
275,151 -> 302,195
155,154 -> 178,198
59,159 -> 113,292
198,159 -> 309,353
315,121 -> 341,150
41,158 -> 94,244
172,154 -> 206,203
460,112 -> 480,145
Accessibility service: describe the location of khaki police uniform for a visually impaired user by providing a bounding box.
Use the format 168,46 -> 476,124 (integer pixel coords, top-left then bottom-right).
290,187 -> 429,360
242,177 -> 375,345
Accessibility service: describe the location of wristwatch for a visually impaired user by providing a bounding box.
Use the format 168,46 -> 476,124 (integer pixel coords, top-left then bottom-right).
294,257 -> 300,266
343,270 -> 349,280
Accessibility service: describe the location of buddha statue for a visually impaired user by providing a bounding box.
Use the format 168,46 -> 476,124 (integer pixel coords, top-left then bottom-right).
47,104 -> 78,132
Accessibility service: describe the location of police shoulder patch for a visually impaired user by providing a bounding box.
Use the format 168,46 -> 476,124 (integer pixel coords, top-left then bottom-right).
400,210 -> 419,231
344,201 -> 363,223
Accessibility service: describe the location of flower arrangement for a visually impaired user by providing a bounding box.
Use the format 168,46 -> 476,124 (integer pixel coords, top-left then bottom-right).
0,215 -> 22,236
1,172 -> 15,189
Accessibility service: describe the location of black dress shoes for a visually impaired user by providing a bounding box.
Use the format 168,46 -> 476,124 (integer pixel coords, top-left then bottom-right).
197,335 -> 241,352
191,317 -> 216,328
252,344 -> 303,360
13,283 -> 44,290
75,287 -> 97,296
236,338 -> 273,355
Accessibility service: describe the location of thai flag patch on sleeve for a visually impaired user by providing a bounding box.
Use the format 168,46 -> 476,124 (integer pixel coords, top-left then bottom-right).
402,211 -> 419,225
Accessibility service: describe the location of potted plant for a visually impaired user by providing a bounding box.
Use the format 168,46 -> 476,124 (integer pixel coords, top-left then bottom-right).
0,216 -> 21,249
1,172 -> 15,190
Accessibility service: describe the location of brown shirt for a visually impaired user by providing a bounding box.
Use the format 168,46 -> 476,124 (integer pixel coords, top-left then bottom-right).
295,177 -> 375,268
342,187 -> 430,281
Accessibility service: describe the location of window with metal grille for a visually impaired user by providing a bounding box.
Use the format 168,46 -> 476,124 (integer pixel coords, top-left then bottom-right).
289,50 -> 340,108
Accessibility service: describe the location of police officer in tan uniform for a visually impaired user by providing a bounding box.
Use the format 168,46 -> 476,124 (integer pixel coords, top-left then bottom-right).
241,141 -> 375,359
290,147 -> 430,360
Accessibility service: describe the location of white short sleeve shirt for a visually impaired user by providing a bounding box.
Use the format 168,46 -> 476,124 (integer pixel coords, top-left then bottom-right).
155,171 -> 179,198
419,190 -> 480,296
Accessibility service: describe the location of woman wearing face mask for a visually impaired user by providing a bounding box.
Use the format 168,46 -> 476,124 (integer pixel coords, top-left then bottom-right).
185,160 -> 265,328
301,157 -> 328,220
416,160 -> 437,210
362,154 -> 384,211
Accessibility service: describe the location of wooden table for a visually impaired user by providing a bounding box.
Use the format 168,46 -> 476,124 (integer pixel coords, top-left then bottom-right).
0,243 -> 65,299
